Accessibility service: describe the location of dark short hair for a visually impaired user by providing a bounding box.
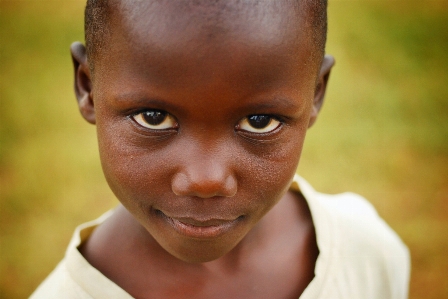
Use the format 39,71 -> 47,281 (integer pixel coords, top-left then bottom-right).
85,0 -> 328,72
84,0 -> 110,72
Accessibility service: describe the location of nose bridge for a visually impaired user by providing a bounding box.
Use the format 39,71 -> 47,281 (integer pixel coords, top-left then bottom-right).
171,137 -> 237,198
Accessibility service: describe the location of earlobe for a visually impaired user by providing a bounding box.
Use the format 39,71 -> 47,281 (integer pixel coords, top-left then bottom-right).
70,42 -> 96,124
308,54 -> 335,128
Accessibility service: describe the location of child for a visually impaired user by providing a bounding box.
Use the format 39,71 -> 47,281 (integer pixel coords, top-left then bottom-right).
31,0 -> 410,298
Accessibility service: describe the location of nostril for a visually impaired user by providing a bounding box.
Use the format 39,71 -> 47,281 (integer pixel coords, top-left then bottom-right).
171,172 -> 237,198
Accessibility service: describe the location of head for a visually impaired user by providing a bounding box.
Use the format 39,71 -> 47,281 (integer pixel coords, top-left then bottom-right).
71,0 -> 334,263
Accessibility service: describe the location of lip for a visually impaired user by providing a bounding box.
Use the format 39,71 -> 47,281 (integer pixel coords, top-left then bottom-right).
159,211 -> 242,239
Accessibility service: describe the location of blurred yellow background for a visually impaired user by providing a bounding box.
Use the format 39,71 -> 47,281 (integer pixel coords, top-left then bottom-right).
0,1 -> 447,298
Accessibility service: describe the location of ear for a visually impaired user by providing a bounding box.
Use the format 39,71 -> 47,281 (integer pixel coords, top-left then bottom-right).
308,54 -> 335,128
70,42 -> 96,124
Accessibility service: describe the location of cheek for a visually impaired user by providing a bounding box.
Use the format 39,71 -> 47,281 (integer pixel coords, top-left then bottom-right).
96,120 -> 174,211
240,135 -> 305,207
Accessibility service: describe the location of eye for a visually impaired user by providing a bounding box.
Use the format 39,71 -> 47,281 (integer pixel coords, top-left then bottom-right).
131,110 -> 178,130
237,115 -> 281,133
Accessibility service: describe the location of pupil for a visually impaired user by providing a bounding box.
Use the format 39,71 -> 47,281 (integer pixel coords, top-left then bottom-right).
142,111 -> 166,125
248,115 -> 271,129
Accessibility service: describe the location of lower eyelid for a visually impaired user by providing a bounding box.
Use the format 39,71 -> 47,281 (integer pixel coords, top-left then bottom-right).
236,125 -> 284,144
128,118 -> 179,139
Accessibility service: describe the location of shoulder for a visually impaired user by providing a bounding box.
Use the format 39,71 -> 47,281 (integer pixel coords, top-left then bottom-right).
295,176 -> 410,298
29,260 -> 92,299
30,210 -> 133,299
315,191 -> 409,260
295,176 -> 409,260
317,192 -> 410,298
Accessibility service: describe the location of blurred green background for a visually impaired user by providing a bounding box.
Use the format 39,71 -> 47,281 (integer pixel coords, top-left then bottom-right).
0,0 -> 447,298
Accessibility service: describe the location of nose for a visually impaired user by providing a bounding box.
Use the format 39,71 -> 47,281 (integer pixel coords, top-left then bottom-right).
171,152 -> 237,198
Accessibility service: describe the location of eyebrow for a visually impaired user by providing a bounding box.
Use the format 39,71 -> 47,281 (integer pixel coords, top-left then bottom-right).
238,97 -> 302,113
111,92 -> 181,110
112,91 -> 303,115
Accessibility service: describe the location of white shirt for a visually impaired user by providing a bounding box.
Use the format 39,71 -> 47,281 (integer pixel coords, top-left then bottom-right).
30,175 -> 410,299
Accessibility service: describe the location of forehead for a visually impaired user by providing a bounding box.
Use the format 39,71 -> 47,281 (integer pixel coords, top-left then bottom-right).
115,0 -> 304,47
94,0 -> 318,93
108,1 -> 312,54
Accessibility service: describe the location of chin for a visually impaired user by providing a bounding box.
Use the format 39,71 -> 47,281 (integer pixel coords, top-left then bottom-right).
174,252 -> 226,264
160,236 -> 244,264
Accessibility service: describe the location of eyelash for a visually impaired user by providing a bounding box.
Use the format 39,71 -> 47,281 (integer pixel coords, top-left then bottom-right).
131,110 -> 178,130
130,110 -> 283,135
236,115 -> 283,134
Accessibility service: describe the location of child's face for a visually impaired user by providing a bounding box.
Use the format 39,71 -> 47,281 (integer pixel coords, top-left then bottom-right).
72,1 -> 333,263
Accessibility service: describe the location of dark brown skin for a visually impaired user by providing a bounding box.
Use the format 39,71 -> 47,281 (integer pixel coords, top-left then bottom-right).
71,1 -> 334,298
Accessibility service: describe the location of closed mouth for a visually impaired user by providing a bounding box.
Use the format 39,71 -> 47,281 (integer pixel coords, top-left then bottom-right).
157,210 -> 243,239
